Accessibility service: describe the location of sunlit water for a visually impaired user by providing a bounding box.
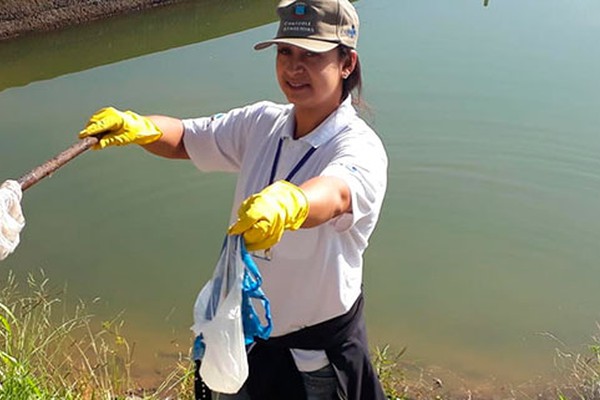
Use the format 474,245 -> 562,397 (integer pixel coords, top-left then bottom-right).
1,0 -> 599,389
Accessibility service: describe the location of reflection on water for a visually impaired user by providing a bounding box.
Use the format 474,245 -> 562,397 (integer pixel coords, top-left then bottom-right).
0,0 -> 277,92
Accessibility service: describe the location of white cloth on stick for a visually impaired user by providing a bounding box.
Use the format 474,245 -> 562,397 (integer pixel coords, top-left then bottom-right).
0,180 -> 25,261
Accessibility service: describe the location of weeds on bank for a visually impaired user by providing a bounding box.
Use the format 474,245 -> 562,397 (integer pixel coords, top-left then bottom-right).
373,332 -> 600,400
373,344 -> 453,400
373,344 -> 407,399
554,326 -> 600,400
0,269 -> 442,400
5,269 -> 600,400
0,270 -> 194,400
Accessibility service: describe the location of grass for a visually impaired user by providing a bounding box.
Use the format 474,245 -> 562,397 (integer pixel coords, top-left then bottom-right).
552,328 -> 600,400
0,270 -> 194,400
373,344 -> 410,399
3,270 -> 600,400
374,334 -> 600,400
372,344 -> 463,400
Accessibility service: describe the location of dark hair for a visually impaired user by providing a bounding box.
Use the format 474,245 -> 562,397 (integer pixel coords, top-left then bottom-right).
338,45 -> 363,107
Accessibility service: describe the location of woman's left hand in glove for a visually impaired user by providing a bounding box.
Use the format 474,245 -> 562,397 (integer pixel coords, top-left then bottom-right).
228,180 -> 309,251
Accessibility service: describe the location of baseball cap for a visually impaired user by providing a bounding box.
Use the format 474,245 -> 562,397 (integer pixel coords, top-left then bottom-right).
254,0 -> 359,53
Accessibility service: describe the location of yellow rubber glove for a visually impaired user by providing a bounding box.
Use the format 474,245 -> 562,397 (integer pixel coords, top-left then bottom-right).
228,180 -> 310,251
79,107 -> 162,150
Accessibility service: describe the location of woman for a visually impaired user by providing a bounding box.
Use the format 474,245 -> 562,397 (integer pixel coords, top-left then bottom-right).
79,0 -> 388,399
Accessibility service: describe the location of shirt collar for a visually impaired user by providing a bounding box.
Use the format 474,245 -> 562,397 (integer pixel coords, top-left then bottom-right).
280,96 -> 356,148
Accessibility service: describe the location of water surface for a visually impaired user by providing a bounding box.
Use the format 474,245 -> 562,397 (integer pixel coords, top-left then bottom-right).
1,0 -> 600,388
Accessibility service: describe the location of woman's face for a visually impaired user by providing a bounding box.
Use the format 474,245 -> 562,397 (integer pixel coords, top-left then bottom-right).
276,44 -> 352,113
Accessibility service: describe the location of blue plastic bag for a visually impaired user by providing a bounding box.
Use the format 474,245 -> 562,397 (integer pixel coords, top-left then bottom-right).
191,235 -> 272,393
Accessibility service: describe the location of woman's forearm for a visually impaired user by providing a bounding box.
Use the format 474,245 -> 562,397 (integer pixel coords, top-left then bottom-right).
142,115 -> 189,159
300,176 -> 352,228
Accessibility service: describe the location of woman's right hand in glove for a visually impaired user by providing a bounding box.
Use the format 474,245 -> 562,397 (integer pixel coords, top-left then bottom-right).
79,107 -> 163,150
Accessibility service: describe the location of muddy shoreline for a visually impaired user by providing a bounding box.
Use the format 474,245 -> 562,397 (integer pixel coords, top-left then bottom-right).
0,0 -> 189,41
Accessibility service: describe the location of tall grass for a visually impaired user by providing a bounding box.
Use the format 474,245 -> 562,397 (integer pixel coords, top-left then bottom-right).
554,326 -> 600,400
4,269 -> 600,400
373,344 -> 408,399
0,270 -> 194,400
0,269 -> 445,400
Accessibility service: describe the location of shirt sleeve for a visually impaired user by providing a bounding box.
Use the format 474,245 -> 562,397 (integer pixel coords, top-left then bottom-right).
181,102 -> 273,173
320,129 -> 388,232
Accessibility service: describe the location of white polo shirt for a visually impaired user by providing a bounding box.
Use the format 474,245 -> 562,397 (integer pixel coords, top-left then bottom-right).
182,97 -> 387,370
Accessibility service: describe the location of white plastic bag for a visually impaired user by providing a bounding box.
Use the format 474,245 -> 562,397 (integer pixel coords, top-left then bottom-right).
191,235 -> 248,394
0,180 -> 25,261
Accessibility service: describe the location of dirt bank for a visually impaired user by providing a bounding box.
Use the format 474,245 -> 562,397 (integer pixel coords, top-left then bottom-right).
0,0 -> 188,41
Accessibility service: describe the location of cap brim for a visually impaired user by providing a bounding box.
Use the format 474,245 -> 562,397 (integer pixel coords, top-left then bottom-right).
254,38 -> 339,53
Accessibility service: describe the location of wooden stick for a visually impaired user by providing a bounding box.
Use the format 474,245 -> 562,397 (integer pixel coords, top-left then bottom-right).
17,136 -> 99,191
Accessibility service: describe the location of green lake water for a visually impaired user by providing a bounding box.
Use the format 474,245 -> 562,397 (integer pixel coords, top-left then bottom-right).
1,0 -> 599,388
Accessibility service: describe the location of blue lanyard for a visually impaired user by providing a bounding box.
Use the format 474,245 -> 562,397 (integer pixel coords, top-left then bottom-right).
268,137 -> 317,185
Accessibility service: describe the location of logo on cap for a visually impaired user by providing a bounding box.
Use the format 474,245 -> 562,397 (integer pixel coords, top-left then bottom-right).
294,3 -> 307,16
346,25 -> 357,39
